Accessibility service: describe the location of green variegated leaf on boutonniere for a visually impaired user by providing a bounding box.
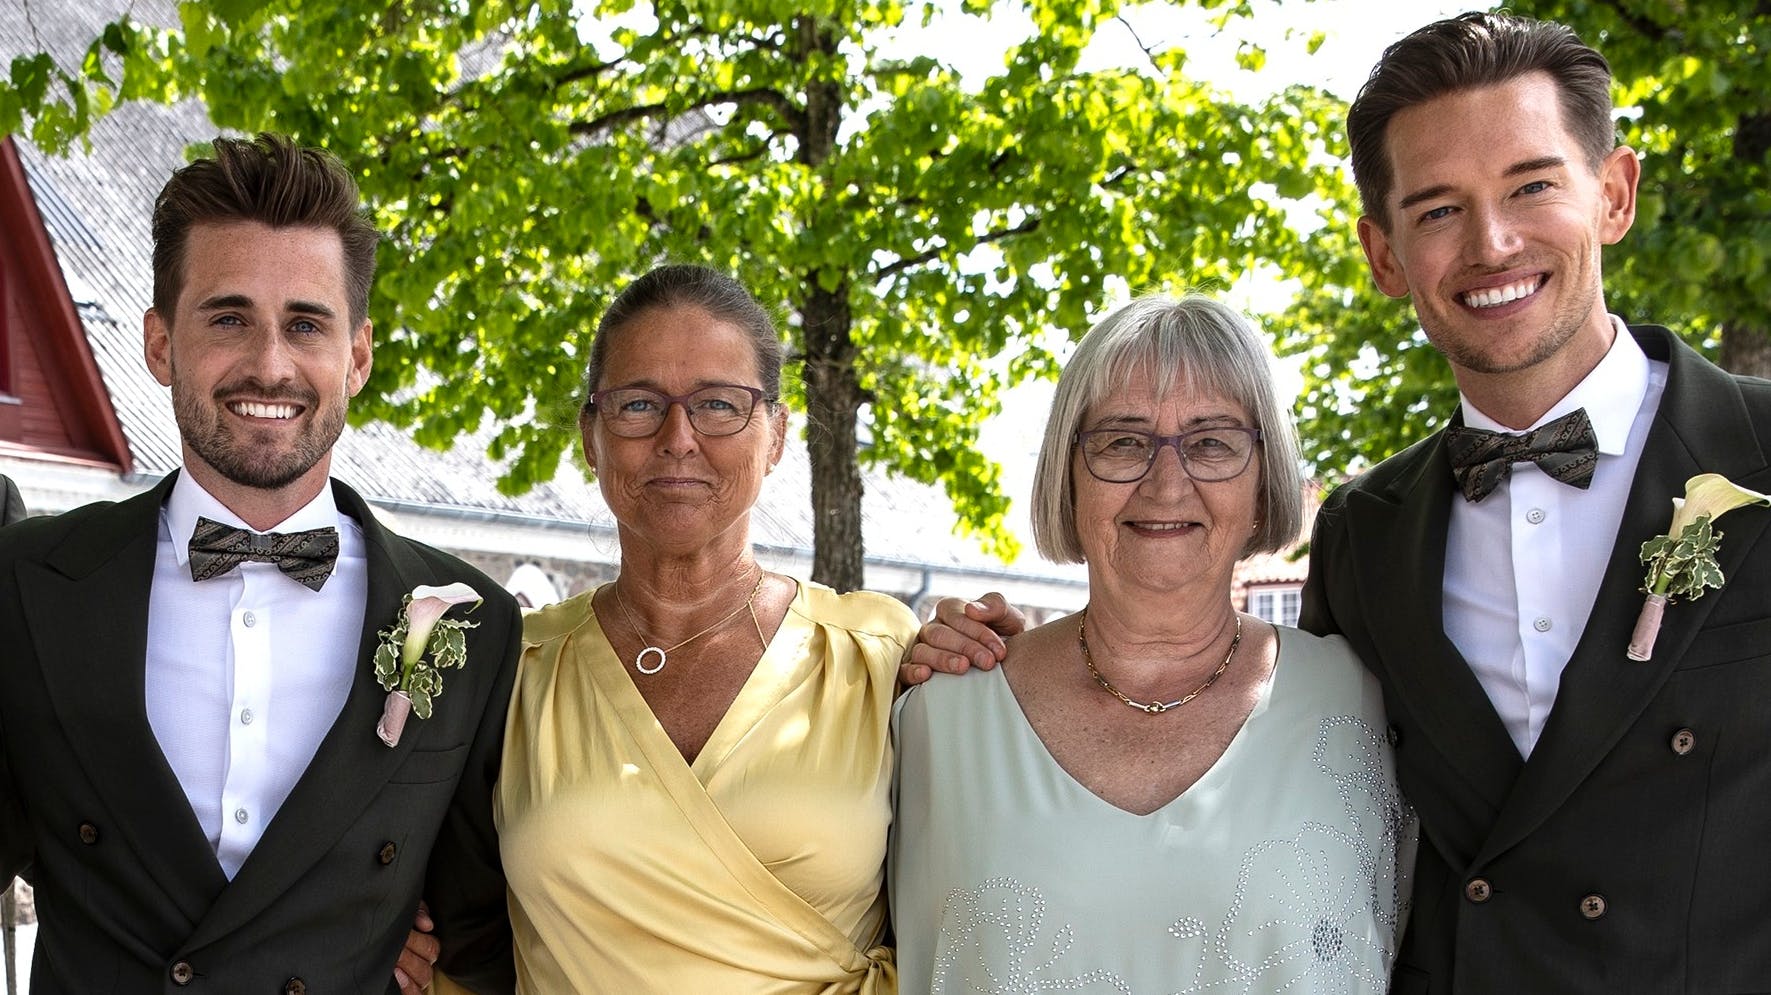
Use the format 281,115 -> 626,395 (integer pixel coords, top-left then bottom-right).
374,583 -> 481,746
1629,474 -> 1771,660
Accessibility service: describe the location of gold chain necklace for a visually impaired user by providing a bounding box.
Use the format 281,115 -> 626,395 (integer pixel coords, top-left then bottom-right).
1077,607 -> 1241,714
612,571 -> 766,675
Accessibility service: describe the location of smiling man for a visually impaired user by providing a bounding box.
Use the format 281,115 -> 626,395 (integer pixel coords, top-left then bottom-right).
0,135 -> 517,994
1304,12 -> 1771,993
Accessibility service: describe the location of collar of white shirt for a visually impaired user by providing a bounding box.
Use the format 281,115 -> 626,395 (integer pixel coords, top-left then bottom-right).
1457,315 -> 1649,457
164,471 -> 347,570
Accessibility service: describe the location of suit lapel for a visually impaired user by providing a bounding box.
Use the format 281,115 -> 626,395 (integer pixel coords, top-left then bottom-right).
1341,435 -> 1523,818
1479,327 -> 1771,863
186,481 -> 434,948
19,474 -> 228,920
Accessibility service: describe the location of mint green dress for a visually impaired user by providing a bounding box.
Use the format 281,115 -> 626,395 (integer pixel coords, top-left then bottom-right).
889,627 -> 1413,995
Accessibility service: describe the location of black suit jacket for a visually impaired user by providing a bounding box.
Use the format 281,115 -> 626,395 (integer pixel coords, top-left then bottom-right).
1302,326 -> 1771,994
0,474 -> 517,994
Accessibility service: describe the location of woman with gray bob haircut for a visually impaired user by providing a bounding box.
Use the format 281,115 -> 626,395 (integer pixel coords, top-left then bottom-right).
1028,294 -> 1305,564
891,293 -> 1412,992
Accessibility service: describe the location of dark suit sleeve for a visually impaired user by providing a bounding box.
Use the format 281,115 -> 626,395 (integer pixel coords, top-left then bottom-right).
1,521 -> 32,882
425,591 -> 521,994
1298,484 -> 1346,638
0,476 -> 24,527
0,711 -> 30,885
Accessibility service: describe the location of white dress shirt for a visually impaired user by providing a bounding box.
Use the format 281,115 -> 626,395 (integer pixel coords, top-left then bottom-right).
1443,319 -> 1668,758
146,472 -> 367,878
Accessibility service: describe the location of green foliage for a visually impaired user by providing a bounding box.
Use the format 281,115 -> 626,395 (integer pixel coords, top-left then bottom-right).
1640,514 -> 1726,601
9,0 -> 1358,576
1279,0 -> 1770,479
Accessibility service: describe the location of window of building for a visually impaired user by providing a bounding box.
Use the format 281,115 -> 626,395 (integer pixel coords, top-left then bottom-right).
1247,585 -> 1302,628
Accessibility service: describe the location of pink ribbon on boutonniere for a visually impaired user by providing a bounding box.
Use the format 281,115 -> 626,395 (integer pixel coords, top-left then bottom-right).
374,583 -> 482,746
1628,474 -> 1770,661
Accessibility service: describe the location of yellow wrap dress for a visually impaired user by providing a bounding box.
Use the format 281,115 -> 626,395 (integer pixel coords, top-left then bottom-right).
495,580 -> 915,993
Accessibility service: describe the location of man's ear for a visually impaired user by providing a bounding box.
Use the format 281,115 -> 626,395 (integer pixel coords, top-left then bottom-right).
1597,146 -> 1640,246
346,319 -> 374,396
1357,216 -> 1411,299
144,309 -> 175,387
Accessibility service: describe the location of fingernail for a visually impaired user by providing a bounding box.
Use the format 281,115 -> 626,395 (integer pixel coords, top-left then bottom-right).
968,600 -> 988,611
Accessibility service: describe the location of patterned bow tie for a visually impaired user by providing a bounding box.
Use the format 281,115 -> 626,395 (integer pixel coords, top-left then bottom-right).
188,516 -> 340,591
1444,407 -> 1599,502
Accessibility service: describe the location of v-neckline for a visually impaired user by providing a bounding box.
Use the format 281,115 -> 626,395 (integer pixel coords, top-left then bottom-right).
590,580 -> 813,783
995,626 -> 1284,819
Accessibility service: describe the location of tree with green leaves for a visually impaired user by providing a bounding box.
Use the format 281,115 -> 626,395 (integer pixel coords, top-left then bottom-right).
1282,0 -> 1771,476
3,0 -> 1355,590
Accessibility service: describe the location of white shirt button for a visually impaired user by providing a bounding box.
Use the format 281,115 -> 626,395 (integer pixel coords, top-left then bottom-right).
234,808 -> 249,824
1526,508 -> 1546,525
242,611 -> 257,628
1533,617 -> 1553,632
240,708 -> 254,725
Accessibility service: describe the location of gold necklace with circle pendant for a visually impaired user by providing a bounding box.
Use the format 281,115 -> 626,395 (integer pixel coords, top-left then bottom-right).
613,571 -> 767,675
1077,607 -> 1241,714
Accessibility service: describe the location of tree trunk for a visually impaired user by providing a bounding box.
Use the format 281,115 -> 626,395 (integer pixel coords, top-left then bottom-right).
1717,109 -> 1771,379
802,283 -> 865,592
792,16 -> 864,592
1718,321 -> 1771,379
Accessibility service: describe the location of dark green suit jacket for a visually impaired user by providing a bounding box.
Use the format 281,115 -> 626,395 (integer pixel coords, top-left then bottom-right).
0,474 -> 518,994
1302,326 -> 1771,994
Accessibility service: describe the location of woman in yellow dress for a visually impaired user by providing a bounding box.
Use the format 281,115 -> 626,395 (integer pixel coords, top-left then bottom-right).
489,264 -> 913,992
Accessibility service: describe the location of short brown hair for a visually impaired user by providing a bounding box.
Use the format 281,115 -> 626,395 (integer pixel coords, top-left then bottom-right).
580,264 -> 785,407
151,133 -> 380,325
1349,12 -> 1615,230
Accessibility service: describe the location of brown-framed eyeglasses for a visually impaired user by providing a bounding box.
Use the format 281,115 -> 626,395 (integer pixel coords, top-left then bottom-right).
588,385 -> 770,438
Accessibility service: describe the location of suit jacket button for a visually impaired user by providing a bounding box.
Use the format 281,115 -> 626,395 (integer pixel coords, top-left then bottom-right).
78,822 -> 98,845
169,961 -> 194,985
1465,877 -> 1493,903
1671,728 -> 1696,755
1580,893 -> 1607,919
283,978 -> 307,994
379,841 -> 398,865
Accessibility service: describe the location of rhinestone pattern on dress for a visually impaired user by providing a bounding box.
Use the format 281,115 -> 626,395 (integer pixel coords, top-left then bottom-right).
925,715 -> 1414,994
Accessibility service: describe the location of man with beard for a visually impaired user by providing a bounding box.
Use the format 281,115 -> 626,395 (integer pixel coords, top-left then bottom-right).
0,135 -> 516,994
909,12 -> 1771,993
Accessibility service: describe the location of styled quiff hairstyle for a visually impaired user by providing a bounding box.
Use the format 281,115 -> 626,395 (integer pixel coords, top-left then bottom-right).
151,133 -> 380,326
580,264 -> 785,407
1349,11 -> 1616,230
1030,294 -> 1304,565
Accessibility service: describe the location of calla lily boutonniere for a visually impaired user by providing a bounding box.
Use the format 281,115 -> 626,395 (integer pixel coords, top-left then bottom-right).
1628,474 -> 1771,661
374,583 -> 482,747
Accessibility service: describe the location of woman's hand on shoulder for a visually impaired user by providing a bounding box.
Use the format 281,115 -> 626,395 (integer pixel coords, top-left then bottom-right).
898,593 -> 1026,686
